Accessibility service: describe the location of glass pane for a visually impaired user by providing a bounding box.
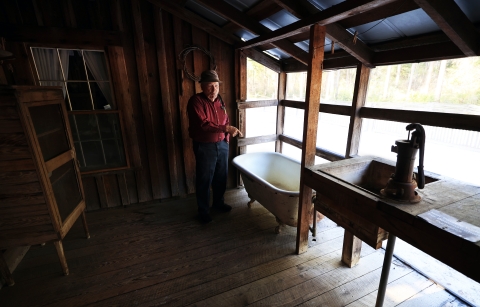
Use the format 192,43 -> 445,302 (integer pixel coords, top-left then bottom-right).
316,113 -> 349,156
246,58 -> 278,100
90,82 -> 111,110
320,69 -> 356,105
67,82 -> 92,110
72,114 -> 100,141
68,114 -> 79,141
245,106 -> 277,137
82,141 -> 105,168
31,48 -> 62,81
71,112 -> 127,172
284,107 -> 304,140
29,104 -> 70,161
358,119 -> 480,186
73,142 -> 85,168
103,139 -> 125,165
286,72 -> 307,101
365,58 -> 480,116
246,142 -> 275,153
285,68 -> 356,105
83,51 -> 109,81
66,50 -> 87,80
97,113 -> 118,139
50,160 -> 82,222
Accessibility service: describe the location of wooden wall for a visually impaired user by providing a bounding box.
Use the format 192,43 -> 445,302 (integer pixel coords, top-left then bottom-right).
0,0 -> 237,210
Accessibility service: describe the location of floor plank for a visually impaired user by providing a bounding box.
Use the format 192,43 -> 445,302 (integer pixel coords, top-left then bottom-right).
0,188 -> 471,307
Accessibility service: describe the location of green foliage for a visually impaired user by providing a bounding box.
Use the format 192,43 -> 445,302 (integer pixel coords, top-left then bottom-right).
246,58 -> 278,100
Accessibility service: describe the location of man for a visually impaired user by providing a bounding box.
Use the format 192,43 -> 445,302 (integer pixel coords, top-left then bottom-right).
187,70 -> 243,223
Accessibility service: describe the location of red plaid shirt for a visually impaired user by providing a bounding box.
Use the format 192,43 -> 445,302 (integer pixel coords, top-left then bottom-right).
187,93 -> 230,143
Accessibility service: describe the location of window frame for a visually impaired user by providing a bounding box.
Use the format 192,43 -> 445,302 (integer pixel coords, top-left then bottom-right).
28,44 -> 131,174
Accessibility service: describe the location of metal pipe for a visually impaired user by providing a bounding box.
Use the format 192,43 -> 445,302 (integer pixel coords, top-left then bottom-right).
375,234 -> 397,307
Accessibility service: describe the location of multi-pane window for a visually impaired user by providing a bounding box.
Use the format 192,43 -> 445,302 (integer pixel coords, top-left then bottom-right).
31,47 -> 128,173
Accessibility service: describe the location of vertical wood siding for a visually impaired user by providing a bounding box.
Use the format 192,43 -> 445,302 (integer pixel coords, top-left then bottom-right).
0,0 -> 236,210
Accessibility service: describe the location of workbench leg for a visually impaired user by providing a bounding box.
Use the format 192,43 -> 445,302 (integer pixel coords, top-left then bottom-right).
342,230 -> 362,268
81,211 -> 91,239
54,240 -> 69,276
0,252 -> 15,286
375,234 -> 397,307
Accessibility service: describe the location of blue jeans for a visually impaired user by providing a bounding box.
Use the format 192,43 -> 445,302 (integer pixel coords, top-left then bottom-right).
193,140 -> 229,215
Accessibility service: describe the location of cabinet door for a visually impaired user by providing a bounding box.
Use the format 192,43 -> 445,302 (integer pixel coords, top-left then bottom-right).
27,101 -> 84,224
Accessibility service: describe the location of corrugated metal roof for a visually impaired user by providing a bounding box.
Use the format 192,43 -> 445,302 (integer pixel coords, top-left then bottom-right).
184,0 -> 479,61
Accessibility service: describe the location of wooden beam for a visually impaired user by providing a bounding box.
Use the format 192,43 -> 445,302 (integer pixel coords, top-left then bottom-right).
339,0 -> 419,29
370,31 -> 451,52
345,64 -> 370,158
0,23 -> 122,47
413,0 -> 480,56
222,0 -> 284,35
273,0 -> 375,67
131,0 -> 163,199
195,0 -> 309,65
241,48 -> 282,73
276,72 -> 286,153
325,24 -> 374,68
154,8 -> 180,197
360,107 -> 480,132
282,100 -> 352,116
296,24 -> 326,254
236,0 -> 397,50
279,134 -> 344,161
146,0 -> 240,45
237,134 -> 278,147
282,51 -> 361,72
373,41 -> 464,65
237,99 -> 278,109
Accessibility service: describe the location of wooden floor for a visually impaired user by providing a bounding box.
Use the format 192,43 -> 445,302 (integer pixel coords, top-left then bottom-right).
0,188 -> 470,306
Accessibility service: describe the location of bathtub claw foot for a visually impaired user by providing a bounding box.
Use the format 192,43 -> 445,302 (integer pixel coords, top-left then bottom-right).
275,226 -> 281,234
247,199 -> 255,208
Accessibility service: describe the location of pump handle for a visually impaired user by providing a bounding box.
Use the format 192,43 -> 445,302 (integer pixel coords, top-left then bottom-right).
406,123 -> 425,189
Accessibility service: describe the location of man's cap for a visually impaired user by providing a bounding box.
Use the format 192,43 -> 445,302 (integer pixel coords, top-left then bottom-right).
199,70 -> 222,83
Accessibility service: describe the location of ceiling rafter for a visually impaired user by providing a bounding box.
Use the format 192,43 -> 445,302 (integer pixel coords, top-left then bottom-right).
413,0 -> 480,56
194,0 -> 310,65
236,0 -> 398,50
273,0 -> 375,67
222,0 -> 283,51
146,0 -> 241,45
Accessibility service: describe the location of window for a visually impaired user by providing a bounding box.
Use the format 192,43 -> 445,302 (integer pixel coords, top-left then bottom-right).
246,58 -> 278,100
360,57 -> 480,185
284,107 -> 349,156
286,68 -> 356,105
365,58 -> 480,115
31,47 -> 128,173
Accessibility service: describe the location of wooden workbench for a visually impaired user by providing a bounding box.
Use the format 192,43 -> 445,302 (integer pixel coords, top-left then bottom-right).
304,156 -> 480,283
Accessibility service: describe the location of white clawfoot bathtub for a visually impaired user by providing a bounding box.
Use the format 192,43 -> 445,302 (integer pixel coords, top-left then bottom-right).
232,152 -> 317,233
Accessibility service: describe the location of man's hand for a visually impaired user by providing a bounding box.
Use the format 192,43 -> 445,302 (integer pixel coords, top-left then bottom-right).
226,125 -> 243,137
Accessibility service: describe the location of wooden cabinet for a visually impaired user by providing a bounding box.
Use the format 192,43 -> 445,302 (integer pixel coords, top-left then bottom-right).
0,85 -> 89,281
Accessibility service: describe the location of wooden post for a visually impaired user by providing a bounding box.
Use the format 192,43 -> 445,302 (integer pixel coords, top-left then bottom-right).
154,8 -> 180,197
345,63 -> 370,157
342,64 -> 370,265
236,50 -> 247,186
342,230 -> 363,267
296,24 -> 326,254
276,72 -> 286,153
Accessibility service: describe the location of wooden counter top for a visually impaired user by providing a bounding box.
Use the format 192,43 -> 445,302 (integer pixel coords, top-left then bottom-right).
304,156 -> 480,282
